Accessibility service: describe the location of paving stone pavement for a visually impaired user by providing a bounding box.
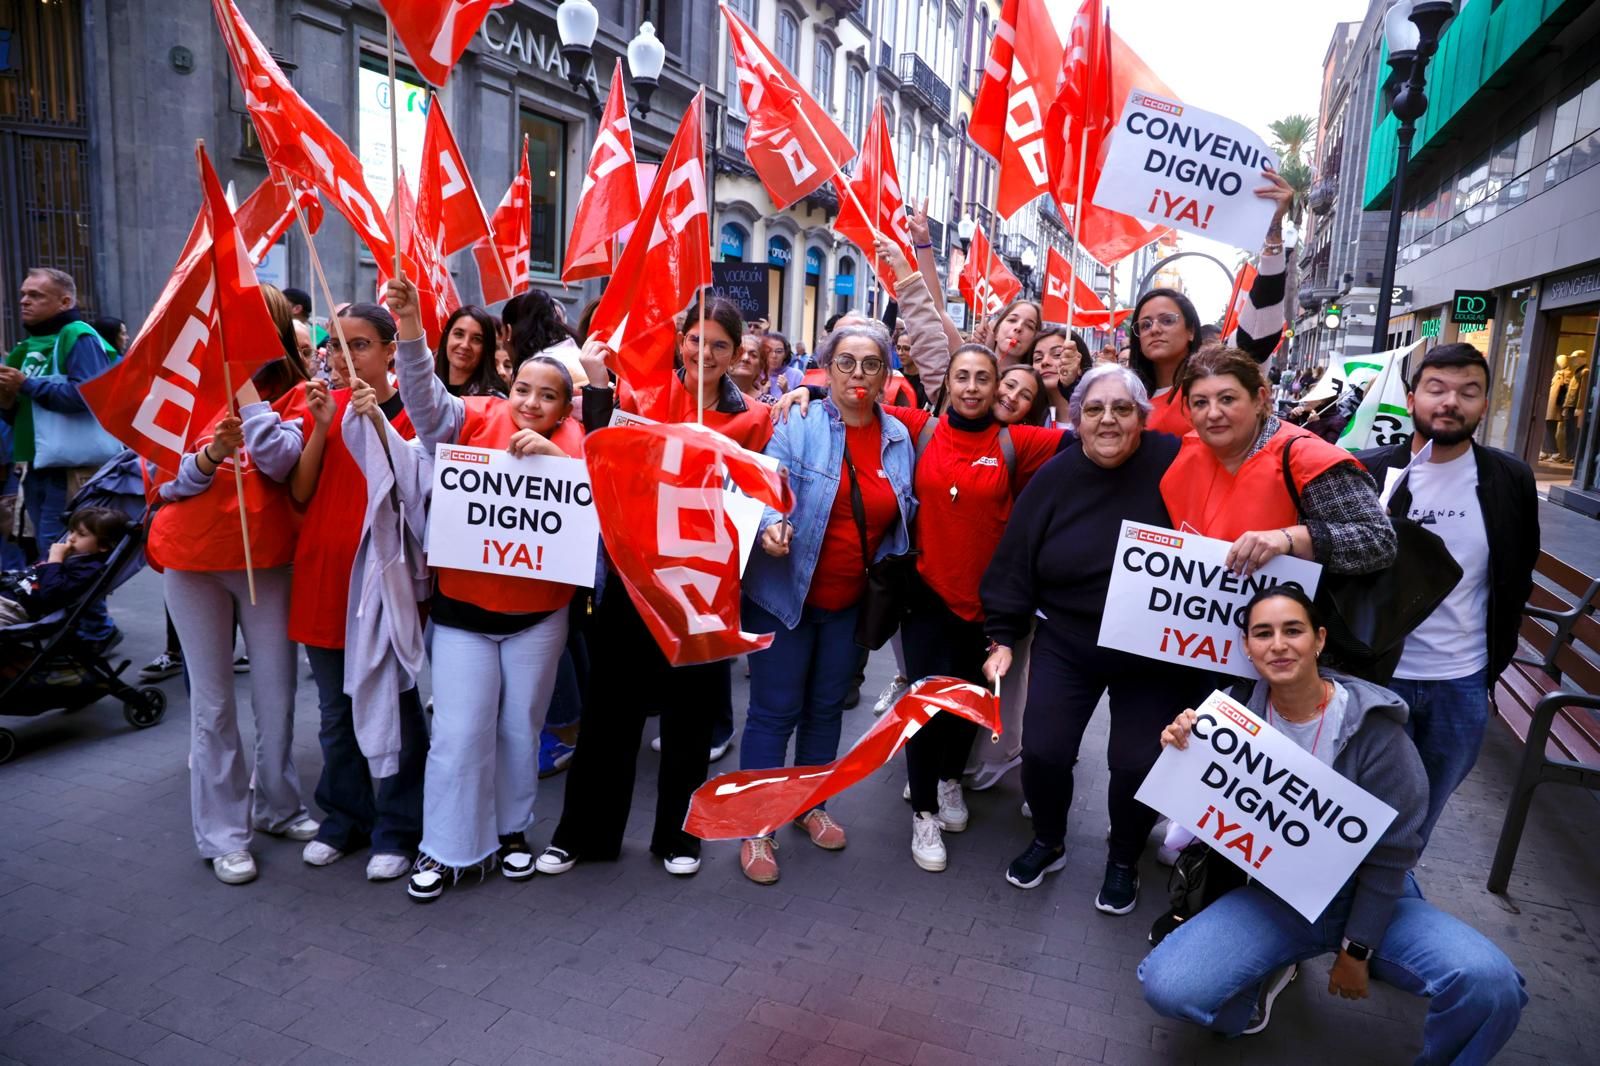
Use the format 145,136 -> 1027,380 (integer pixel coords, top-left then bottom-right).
3,511 -> 1599,1066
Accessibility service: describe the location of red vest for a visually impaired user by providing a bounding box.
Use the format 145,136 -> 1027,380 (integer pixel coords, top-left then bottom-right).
434,398 -> 586,616
1147,388 -> 1191,435
1160,423 -> 1353,541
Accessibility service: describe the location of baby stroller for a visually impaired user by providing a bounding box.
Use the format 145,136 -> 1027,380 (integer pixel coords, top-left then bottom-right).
0,451 -> 165,764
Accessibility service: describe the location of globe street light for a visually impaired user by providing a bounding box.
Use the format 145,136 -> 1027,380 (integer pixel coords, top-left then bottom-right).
555,0 -> 666,119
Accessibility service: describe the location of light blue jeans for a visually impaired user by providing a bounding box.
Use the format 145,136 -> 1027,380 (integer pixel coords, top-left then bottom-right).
1388,669 -> 1490,846
1139,876 -> 1526,1064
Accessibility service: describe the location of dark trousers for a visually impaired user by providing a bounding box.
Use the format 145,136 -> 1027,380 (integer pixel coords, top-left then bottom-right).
550,586 -> 728,860
303,645 -> 428,855
900,580 -> 986,814
1021,621 -> 1211,864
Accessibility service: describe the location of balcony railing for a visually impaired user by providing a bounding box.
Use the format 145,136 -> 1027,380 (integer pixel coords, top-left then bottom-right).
896,53 -> 951,118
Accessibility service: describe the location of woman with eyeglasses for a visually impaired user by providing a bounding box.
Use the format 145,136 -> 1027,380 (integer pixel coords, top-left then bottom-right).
757,331 -> 804,403
1130,171 -> 1293,435
537,297 -> 773,881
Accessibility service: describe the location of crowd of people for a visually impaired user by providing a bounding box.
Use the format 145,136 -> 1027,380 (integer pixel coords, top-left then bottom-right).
0,168 -> 1540,1056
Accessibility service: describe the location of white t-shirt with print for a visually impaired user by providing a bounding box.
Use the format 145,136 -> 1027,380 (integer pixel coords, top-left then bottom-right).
1394,449 -> 1491,681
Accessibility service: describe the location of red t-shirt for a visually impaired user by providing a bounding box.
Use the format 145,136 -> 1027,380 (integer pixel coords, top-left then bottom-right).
888,407 -> 1061,621
807,422 -> 899,610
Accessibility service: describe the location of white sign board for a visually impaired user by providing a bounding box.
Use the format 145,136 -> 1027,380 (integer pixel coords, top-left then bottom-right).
1136,690 -> 1398,922
426,444 -> 600,587
1093,89 -> 1279,251
1098,522 -> 1322,678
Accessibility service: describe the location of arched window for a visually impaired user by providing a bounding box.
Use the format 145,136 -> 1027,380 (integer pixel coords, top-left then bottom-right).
898,121 -> 914,191
883,0 -> 898,50
777,10 -> 800,70
918,132 -> 934,205
720,222 -> 749,262
813,40 -> 835,106
844,66 -> 865,146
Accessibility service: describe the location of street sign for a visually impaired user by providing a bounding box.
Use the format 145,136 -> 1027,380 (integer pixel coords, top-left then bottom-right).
1452,289 -> 1496,325
1390,285 -> 1412,307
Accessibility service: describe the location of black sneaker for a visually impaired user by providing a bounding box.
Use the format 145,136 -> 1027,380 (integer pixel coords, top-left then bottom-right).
407,854 -> 449,903
499,833 -> 535,880
1095,861 -> 1139,915
1005,840 -> 1067,890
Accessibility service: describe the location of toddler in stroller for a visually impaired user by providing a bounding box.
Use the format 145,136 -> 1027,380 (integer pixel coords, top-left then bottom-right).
0,506 -> 131,628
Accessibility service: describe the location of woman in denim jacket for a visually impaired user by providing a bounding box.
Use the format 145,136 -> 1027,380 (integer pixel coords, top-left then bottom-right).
736,322 -> 917,884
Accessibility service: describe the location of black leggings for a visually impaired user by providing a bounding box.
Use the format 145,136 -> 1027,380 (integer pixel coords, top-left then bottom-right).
1022,621 -> 1212,864
900,579 -> 986,814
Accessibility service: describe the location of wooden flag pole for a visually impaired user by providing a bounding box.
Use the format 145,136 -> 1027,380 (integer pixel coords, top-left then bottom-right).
1065,127 -> 1091,341
385,19 -> 406,280
698,85 -> 708,427
220,336 -> 257,606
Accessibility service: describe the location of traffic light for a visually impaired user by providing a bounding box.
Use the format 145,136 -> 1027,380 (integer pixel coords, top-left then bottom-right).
1324,302 -> 1343,330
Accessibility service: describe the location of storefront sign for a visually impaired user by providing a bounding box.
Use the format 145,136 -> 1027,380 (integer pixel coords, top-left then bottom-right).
357,65 -> 427,208
1451,289 -> 1495,326
1542,266 -> 1600,311
805,247 -> 824,277
834,273 -> 856,296
1135,689 -> 1398,922
711,261 -> 770,322
720,224 -> 747,261
767,236 -> 793,266
1421,318 -> 1442,338
481,9 -> 595,85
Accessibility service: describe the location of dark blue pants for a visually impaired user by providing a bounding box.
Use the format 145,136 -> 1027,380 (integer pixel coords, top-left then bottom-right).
740,599 -> 860,791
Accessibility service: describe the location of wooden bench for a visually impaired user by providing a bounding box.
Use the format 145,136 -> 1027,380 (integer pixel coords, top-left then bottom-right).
1487,550 -> 1600,894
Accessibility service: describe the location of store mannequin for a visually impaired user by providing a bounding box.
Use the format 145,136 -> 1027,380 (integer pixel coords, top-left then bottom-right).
1543,354 -> 1571,461
1559,350 -> 1589,463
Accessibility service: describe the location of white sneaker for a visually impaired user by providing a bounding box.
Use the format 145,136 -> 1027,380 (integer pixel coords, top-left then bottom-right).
535,846 -> 576,875
911,813 -> 946,872
279,815 -> 321,842
663,853 -> 701,876
212,850 -> 257,885
1243,964 -> 1299,1035
301,840 -> 343,866
366,853 -> 411,881
968,754 -> 1021,792
936,779 -> 969,832
709,737 -> 733,762
873,676 -> 910,716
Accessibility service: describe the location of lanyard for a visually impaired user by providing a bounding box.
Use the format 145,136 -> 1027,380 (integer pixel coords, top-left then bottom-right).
1267,680 -> 1333,757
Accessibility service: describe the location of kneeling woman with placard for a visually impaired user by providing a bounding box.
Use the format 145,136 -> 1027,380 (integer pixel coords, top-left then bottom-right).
386,277 -> 584,903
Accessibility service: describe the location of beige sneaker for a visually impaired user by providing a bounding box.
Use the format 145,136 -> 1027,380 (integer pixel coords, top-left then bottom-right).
740,837 -> 779,884
795,808 -> 847,850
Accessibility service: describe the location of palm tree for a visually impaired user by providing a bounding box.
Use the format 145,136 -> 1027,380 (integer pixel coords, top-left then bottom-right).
1269,114 -> 1317,226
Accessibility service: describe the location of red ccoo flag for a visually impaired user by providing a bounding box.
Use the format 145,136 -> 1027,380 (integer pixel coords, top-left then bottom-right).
473,137 -> 532,304
81,146 -> 285,475
969,0 -> 1064,220
834,99 -> 916,298
1044,0 -> 1114,210
721,4 -> 856,209
234,174 -> 321,267
958,225 -> 1022,319
416,96 -> 497,257
382,173 -> 461,348
1040,247 -> 1131,328
377,1 -> 512,87
562,60 -> 643,283
1220,262 -> 1259,339
586,92 -> 712,422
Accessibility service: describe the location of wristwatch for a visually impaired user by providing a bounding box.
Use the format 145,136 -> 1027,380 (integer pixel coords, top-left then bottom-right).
1340,938 -> 1372,962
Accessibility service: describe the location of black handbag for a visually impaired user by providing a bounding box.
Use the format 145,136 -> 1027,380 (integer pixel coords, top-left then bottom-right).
841,447 -> 916,650
1282,440 -> 1462,684
1148,842 -> 1248,946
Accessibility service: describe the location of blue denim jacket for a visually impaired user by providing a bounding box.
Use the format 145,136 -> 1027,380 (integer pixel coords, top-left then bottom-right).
744,399 -> 917,629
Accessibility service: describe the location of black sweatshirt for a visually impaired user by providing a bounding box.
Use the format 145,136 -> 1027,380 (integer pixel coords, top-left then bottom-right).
980,431 -> 1180,647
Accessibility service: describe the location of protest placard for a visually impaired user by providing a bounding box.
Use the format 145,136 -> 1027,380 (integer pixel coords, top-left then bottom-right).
1098,521 -> 1322,678
1135,690 -> 1398,921
1092,89 -> 1279,251
427,444 -> 600,587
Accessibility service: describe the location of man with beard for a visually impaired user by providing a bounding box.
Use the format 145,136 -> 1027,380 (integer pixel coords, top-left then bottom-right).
1359,344 -> 1539,846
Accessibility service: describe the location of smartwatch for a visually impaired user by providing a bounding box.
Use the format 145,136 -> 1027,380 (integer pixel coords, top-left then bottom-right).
1341,938 -> 1372,962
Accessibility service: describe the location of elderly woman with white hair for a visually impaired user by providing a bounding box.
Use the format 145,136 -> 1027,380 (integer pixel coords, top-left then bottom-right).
979,364 -> 1214,913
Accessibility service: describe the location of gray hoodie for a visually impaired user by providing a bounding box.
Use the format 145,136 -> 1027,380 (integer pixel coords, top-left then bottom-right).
1244,670 -> 1426,947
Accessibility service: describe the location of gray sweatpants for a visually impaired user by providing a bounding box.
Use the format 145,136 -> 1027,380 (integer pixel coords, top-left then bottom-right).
165,566 -> 307,858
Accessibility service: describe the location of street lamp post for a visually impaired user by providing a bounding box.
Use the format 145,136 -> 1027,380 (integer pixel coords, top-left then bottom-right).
555,0 -> 668,119
1372,0 -> 1456,353
1020,246 -> 1038,298
956,216 -> 975,255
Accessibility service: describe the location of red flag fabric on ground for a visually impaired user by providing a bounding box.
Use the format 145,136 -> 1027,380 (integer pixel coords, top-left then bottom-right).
234,174 -> 321,266
1220,262 -> 1259,339
562,60 -> 643,283
585,422 -> 794,666
416,97 -> 496,257
377,1 -> 511,87
957,226 -> 1022,318
833,100 -> 915,298
381,174 -> 460,348
721,4 -> 856,210
686,677 -> 1002,840
81,146 -> 284,475
473,137 -> 532,304
1044,0 -> 1114,212
586,93 -> 711,422
1041,245 -> 1111,323
969,0 -> 1064,220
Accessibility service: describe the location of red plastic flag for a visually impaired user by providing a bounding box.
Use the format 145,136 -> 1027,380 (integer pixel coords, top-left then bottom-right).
1041,245 -> 1111,322
1044,0 -> 1115,211
586,93 -> 712,422
234,174 -> 321,266
80,146 -> 284,474
416,96 -> 496,257
970,0 -> 1064,220
585,422 -> 794,665
957,226 -> 1022,319
834,99 -> 915,298
562,60 -> 643,283
721,4 -> 856,210
1220,262 -> 1259,339
377,0 -> 511,87
381,174 -> 460,348
473,137 -> 532,304
686,677 -> 1002,839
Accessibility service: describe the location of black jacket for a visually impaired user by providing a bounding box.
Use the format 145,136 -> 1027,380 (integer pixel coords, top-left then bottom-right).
1357,441 -> 1539,682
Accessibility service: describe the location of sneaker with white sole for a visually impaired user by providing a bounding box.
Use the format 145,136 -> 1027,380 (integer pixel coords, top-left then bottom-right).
407,855 -> 449,903
366,853 -> 410,881
212,850 -> 257,885
233,654 -> 250,674
662,853 -> 701,876
138,651 -> 183,682
650,735 -> 662,752
1005,840 -> 1068,889
740,837 -> 779,884
1095,861 -> 1140,915
873,676 -> 910,716
911,813 -> 946,872
902,782 -> 911,802
535,846 -> 575,875
301,840 -> 343,866
1243,964 -> 1299,1035
498,833 -> 535,880
709,736 -> 733,763
276,815 -> 321,842
968,754 -> 1021,792
935,779 -> 968,832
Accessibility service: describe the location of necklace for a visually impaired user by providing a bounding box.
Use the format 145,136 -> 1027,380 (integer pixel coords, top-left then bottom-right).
1267,679 -> 1333,756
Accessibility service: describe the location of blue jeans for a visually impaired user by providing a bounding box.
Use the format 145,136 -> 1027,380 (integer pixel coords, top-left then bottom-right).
739,599 -> 860,797
22,467 -> 70,547
304,645 -> 427,856
1389,669 -> 1490,846
1139,876 -> 1526,1064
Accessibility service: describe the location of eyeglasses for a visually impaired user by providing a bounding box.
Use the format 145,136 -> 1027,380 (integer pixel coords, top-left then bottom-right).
832,356 -> 886,376
1136,312 -> 1184,335
326,337 -> 377,356
1081,401 -> 1138,420
684,332 -> 734,357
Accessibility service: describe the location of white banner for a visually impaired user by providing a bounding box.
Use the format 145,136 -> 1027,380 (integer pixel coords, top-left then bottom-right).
1337,344 -> 1415,453
1135,690 -> 1398,922
1298,343 -> 1415,409
1098,521 -> 1322,679
1092,89 -> 1280,251
426,444 -> 600,587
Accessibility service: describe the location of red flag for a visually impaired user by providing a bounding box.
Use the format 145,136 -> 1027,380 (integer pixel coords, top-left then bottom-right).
834,100 -> 915,298
80,146 -> 284,474
562,60 -> 643,283
585,422 -> 794,666
213,0 -> 402,272
377,1 -> 512,87
1044,1 -> 1114,211
381,174 -> 460,348
234,174 -> 321,266
1220,262 -> 1259,339
721,4 -> 856,209
957,226 -> 1022,319
416,96 -> 496,257
586,94 -> 711,422
1041,245 -> 1110,322
687,677 -> 1002,839
473,137 -> 532,304
970,0 -> 1064,220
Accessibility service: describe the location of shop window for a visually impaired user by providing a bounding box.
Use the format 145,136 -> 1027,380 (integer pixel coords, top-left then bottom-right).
1484,285 -> 1530,450
357,56 -> 428,210
1541,311 -> 1597,472
518,111 -> 567,277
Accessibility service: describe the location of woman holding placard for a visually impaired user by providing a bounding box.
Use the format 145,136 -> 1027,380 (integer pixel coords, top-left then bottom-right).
1140,586 -> 1525,1055
386,277 -> 584,903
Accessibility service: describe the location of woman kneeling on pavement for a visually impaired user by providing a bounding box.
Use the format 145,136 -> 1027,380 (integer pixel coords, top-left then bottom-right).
1140,586 -> 1526,1060
737,321 -> 917,884
387,277 -> 584,902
